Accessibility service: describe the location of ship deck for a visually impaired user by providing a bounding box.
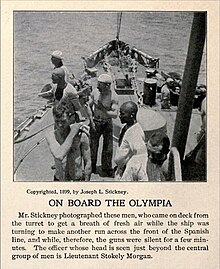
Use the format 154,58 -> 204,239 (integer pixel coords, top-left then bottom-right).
14,91 -> 201,182
14,56 -> 202,182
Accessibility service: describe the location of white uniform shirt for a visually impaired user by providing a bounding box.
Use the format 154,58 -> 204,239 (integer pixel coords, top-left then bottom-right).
121,154 -> 148,181
114,122 -> 147,179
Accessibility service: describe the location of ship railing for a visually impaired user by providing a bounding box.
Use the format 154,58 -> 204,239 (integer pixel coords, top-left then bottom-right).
82,40 -> 116,69
14,105 -> 51,141
14,116 -> 35,140
130,47 -> 160,69
82,39 -> 160,70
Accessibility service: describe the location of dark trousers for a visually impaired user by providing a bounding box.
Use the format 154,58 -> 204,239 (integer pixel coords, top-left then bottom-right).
90,119 -> 113,172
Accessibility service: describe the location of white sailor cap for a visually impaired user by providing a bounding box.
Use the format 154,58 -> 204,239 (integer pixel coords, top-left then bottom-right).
98,74 -> 112,84
166,78 -> 174,83
51,50 -> 64,60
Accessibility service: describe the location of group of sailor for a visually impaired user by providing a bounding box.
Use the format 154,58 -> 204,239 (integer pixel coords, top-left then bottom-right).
45,50 -> 172,181
45,50 -> 205,182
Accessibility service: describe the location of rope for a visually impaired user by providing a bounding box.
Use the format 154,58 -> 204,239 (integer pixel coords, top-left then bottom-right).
14,137 -> 46,174
14,122 -> 54,144
116,12 -> 123,40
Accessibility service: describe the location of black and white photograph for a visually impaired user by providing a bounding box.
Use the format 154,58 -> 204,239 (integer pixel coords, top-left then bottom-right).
13,11 -> 207,182
2,2 -> 219,269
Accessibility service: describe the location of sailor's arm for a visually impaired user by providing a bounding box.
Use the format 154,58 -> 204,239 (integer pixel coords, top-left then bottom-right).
62,84 -> 81,111
114,140 -> 132,168
86,98 -> 94,121
46,124 -> 81,161
121,155 -> 148,181
86,96 -> 96,131
106,98 -> 119,119
97,95 -> 119,119
81,133 -> 92,181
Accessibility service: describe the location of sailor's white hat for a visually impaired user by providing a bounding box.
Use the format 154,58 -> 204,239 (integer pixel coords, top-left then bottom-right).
51,50 -> 64,60
98,74 -> 112,84
166,78 -> 174,83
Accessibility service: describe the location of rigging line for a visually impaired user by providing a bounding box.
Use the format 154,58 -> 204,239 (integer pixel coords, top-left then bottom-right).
14,122 -> 54,144
116,12 -> 123,40
14,137 -> 46,174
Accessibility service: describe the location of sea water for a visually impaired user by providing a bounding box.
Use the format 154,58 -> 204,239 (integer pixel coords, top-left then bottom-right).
14,11 -> 206,127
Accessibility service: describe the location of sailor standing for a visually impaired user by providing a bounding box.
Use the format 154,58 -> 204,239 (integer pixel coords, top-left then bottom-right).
114,101 -> 147,180
51,67 -> 81,111
51,50 -> 70,82
46,102 -> 91,181
161,78 -> 173,109
87,74 -> 119,176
